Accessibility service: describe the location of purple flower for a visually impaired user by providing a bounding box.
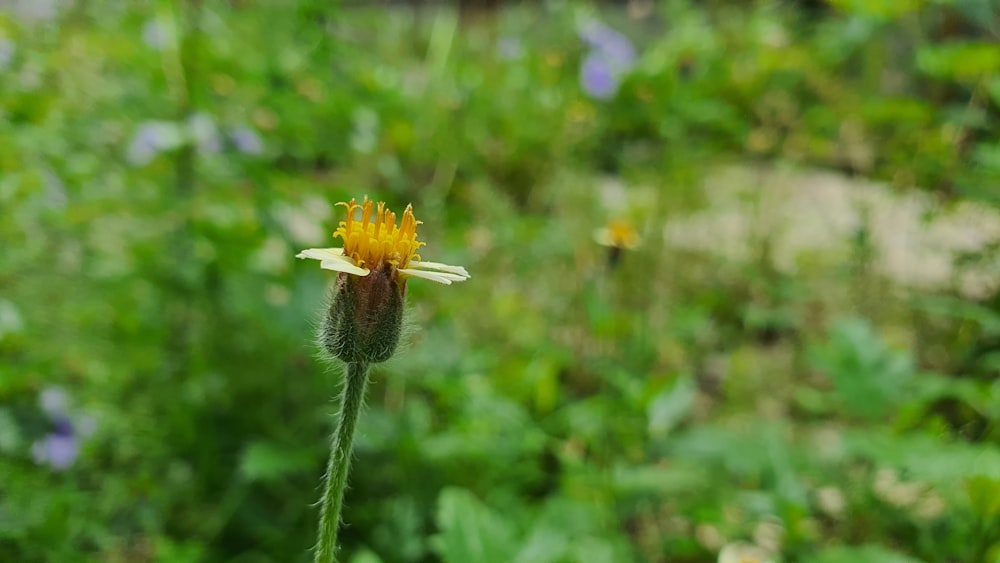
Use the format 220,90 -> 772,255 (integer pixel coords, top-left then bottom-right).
52,414 -> 74,437
127,124 -> 163,166
126,121 -> 184,166
581,52 -> 618,100
230,125 -> 264,155
578,21 -> 636,100
579,22 -> 636,69
32,387 -> 93,471
32,432 -> 79,471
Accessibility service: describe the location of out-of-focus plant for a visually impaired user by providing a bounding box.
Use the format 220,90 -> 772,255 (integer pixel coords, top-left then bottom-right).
578,20 -> 637,100
808,318 -> 914,420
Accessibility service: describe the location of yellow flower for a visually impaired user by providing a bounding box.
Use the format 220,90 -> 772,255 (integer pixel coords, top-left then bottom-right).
594,219 -> 641,250
296,196 -> 469,285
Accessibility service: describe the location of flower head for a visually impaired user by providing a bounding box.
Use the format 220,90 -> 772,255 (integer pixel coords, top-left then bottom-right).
298,197 -> 468,364
578,21 -> 636,100
594,220 -> 641,250
126,120 -> 185,166
579,22 -> 636,68
581,53 -> 618,100
32,387 -> 94,471
296,196 -> 469,285
32,430 -> 79,470
230,125 -> 264,155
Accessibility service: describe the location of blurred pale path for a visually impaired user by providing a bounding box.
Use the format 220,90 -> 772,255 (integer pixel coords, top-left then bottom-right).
666,163 -> 1000,299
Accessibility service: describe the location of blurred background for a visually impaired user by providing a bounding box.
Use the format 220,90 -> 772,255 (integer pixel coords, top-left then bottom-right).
2,0 -> 1000,561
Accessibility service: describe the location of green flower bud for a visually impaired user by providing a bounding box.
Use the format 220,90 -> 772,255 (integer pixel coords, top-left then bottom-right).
321,264 -> 404,364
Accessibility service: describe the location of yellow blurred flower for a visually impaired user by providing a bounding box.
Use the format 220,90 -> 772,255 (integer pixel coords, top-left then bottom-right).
594,219 -> 641,250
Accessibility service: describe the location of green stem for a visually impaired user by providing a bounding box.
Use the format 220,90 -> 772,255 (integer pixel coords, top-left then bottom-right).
315,361 -> 369,563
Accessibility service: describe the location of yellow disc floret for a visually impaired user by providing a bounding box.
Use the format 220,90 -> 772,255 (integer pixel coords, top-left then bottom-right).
334,196 -> 425,270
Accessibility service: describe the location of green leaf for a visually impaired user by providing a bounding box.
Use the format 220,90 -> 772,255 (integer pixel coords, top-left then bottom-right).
846,430 -> 1000,486
431,488 -> 517,563
827,0 -> 924,19
647,375 -> 696,438
0,300 -> 24,342
513,528 -> 569,563
806,544 -> 925,563
611,462 -> 709,495
914,296 -> 1000,337
917,42 -> 1000,81
151,537 -> 206,563
0,408 -> 21,453
568,538 -> 619,563
514,497 -> 630,563
967,475 -> 1000,519
348,549 -> 385,563
238,441 -> 314,482
808,318 -> 914,420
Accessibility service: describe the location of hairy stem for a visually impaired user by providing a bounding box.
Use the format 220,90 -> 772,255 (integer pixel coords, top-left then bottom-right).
315,362 -> 369,563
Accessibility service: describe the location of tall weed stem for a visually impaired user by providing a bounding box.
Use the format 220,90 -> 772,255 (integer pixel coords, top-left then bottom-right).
315,362 -> 369,563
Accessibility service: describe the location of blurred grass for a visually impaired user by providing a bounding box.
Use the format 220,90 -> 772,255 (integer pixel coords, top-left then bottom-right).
2,1 -> 1000,562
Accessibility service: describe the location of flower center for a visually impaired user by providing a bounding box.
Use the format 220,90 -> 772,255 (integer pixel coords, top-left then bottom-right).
607,220 -> 639,247
334,196 -> 424,269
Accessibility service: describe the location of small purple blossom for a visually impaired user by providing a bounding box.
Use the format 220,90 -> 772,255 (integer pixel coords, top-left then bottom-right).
579,22 -> 636,69
230,125 -> 264,155
127,121 -> 184,166
32,432 -> 79,470
127,124 -> 164,166
578,21 -> 636,100
52,414 -> 74,437
126,116 -> 221,165
32,387 -> 94,471
581,52 -> 618,100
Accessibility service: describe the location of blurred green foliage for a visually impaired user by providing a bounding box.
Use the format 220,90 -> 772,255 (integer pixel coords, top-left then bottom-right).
2,0 -> 1000,562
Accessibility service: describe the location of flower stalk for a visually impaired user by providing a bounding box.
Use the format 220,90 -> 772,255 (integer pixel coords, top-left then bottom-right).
315,361 -> 370,563
299,196 -> 468,561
